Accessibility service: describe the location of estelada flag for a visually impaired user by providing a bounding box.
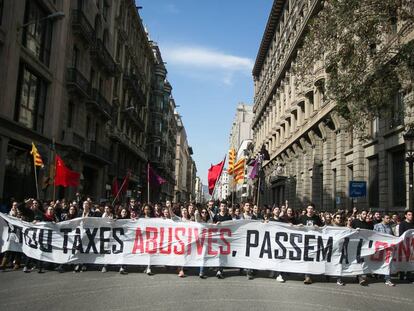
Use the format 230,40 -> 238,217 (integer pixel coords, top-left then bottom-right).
227,148 -> 236,175
54,155 -> 80,187
30,142 -> 44,168
208,156 -> 226,195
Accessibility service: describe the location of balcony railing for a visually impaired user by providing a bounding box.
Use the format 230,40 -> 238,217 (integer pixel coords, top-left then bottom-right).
62,129 -> 85,150
87,88 -> 113,120
87,141 -> 111,163
123,71 -> 145,103
71,9 -> 94,44
90,39 -> 116,75
66,68 -> 90,98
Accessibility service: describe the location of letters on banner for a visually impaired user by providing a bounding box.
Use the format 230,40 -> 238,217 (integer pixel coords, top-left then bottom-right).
0,213 -> 413,276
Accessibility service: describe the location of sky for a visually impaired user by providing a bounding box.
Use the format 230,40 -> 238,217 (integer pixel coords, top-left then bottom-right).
137,0 -> 273,184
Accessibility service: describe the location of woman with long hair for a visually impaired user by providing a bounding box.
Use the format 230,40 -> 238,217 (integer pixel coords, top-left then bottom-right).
141,204 -> 154,275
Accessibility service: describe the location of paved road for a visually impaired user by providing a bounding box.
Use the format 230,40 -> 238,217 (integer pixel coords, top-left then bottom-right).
0,267 -> 413,311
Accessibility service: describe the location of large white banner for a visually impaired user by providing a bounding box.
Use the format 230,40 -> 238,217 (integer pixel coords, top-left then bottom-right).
0,213 -> 413,276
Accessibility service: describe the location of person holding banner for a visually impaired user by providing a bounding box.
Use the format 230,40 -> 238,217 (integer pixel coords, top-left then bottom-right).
267,206 -> 286,283
212,202 -> 232,279
398,210 -> 414,283
194,206 -> 213,278
332,212 -> 346,286
351,210 -> 373,286
298,203 -> 322,284
373,213 -> 396,286
141,204 -> 154,276
17,199 -> 45,273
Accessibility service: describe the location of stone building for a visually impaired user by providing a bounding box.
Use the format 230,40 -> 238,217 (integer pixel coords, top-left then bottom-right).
173,112 -> 196,203
148,43 -> 177,202
229,103 -> 253,150
252,0 -> 413,212
0,0 -> 188,204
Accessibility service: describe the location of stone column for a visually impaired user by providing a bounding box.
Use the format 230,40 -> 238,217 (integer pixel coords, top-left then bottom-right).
353,136 -> 367,209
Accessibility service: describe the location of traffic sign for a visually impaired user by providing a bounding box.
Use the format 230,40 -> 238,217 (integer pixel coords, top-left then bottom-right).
349,181 -> 366,198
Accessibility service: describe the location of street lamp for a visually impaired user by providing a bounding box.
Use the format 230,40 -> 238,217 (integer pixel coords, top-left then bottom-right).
403,127 -> 414,211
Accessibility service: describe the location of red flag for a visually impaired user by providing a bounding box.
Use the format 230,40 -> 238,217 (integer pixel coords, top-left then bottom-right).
147,163 -> 166,186
112,177 -> 119,197
54,155 -> 80,187
208,156 -> 226,195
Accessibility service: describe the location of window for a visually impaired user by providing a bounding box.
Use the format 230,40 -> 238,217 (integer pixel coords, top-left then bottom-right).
72,45 -> 79,68
15,64 -> 47,133
369,117 -> 379,138
392,150 -> 406,207
22,0 -> 52,65
368,157 -> 379,208
390,92 -> 404,128
0,0 -> 4,25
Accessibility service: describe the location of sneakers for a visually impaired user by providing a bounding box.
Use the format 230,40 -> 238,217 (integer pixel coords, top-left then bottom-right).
358,276 -> 368,286
276,274 -> 285,283
81,265 -> 87,272
101,266 -> 107,273
216,270 -> 224,279
146,268 -> 153,276
304,276 -> 312,284
336,279 -> 345,286
385,280 -> 395,287
119,267 -> 128,275
178,270 -> 185,278
23,266 -> 30,273
268,271 -> 276,279
73,265 -> 80,273
199,272 -> 207,279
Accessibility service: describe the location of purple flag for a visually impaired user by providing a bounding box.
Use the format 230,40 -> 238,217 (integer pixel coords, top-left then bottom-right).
147,163 -> 167,186
248,158 -> 259,179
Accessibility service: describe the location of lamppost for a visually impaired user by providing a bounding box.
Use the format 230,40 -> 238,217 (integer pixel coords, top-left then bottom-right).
403,127 -> 414,211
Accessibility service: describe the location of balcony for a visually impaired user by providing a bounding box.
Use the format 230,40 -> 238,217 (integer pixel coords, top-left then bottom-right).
71,10 -> 94,45
122,108 -> 145,131
108,126 -> 147,161
62,129 -> 85,151
90,39 -> 116,75
123,71 -> 145,103
66,68 -> 91,98
87,88 -> 113,120
86,141 -> 111,163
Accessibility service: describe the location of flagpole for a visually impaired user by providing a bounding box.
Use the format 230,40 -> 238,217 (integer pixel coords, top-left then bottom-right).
256,158 -> 262,207
33,160 -> 40,199
52,137 -> 56,202
111,177 -> 128,206
147,162 -> 150,204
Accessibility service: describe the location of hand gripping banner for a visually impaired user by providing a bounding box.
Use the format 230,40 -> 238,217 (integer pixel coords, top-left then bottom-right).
0,213 -> 413,276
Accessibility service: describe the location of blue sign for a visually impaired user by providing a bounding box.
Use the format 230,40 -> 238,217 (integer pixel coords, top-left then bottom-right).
349,181 -> 367,198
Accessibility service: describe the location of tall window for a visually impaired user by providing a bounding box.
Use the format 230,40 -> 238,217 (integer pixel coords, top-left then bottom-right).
392,150 -> 406,207
390,92 -> 404,128
0,0 -> 4,25
72,45 -> 79,68
368,157 -> 379,208
22,0 -> 52,65
15,64 -> 47,132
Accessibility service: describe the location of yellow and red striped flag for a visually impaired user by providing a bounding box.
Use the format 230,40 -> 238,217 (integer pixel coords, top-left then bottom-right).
233,157 -> 245,184
30,142 -> 44,168
227,148 -> 236,175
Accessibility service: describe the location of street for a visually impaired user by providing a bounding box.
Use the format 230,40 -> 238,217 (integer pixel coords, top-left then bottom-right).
0,268 -> 413,311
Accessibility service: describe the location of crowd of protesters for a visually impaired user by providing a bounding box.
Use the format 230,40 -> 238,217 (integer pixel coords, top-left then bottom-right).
0,196 -> 413,287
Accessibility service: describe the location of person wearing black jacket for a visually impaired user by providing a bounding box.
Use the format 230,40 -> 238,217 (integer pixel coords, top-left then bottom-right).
18,199 -> 45,273
351,210 -> 373,285
212,202 -> 232,279
399,210 -> 414,282
298,203 -> 322,285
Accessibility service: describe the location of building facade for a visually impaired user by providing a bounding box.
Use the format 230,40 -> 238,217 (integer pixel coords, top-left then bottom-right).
0,0 -> 190,204
174,113 -> 196,203
229,103 -> 253,150
148,43 -> 177,202
252,0 -> 413,212
194,176 -> 203,203
228,103 -> 254,203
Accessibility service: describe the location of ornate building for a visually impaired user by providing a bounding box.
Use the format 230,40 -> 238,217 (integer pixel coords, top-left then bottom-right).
252,0 -> 412,212
0,0 -> 190,204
